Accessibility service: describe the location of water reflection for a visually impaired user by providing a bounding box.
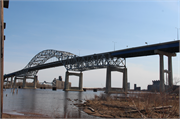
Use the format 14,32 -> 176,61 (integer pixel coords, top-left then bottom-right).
3,89 -> 102,118
63,91 -> 68,118
63,91 -> 83,118
19,89 -> 37,112
78,92 -> 82,118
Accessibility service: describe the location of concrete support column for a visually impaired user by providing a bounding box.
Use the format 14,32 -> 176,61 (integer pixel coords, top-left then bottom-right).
159,54 -> 165,92
123,68 -> 127,92
155,50 -> 176,91
168,56 -> 173,86
64,71 -> 83,91
10,76 -> 13,89
64,71 -> 69,91
105,66 -> 111,93
34,75 -> 37,89
6,78 -> 8,86
13,77 -> 17,88
22,76 -> 26,88
105,66 -> 128,93
79,72 -> 83,91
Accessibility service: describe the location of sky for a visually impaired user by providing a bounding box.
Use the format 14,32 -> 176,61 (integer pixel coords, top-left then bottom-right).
3,0 -> 180,89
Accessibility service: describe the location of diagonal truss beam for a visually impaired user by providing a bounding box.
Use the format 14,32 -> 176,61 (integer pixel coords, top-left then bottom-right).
5,50 -> 126,77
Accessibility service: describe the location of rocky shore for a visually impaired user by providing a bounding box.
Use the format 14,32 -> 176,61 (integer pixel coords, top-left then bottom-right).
75,93 -> 179,118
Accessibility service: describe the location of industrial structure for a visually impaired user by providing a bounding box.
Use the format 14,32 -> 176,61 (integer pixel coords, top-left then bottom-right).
134,84 -> 141,91
53,76 -> 71,89
3,40 -> 180,93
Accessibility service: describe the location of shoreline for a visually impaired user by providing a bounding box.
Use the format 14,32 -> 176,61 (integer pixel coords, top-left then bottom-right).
76,93 -> 179,118
2,112 -> 50,118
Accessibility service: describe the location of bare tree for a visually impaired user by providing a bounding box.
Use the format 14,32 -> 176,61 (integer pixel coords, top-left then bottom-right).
173,77 -> 180,85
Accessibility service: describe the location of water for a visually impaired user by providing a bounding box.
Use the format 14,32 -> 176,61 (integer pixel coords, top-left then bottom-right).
3,89 -> 104,118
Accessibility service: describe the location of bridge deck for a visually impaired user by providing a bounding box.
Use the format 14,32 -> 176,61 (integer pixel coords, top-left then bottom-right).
110,40 -> 179,58
4,40 -> 179,78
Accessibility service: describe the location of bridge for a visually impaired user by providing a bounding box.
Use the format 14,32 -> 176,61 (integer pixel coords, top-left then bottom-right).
4,40 -> 180,93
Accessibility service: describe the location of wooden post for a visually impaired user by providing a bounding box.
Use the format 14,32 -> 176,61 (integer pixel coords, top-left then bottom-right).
0,0 -> 4,117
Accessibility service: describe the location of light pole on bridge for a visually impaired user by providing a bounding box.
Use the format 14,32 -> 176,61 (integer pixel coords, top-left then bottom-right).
112,41 -> 117,51
175,27 -> 180,40
78,50 -> 81,56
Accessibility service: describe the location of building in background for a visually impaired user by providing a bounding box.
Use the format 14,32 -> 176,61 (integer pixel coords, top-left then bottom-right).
127,82 -> 130,90
147,80 -> 179,92
134,84 -> 141,91
59,76 -> 62,81
147,80 -> 160,92
53,76 -> 71,89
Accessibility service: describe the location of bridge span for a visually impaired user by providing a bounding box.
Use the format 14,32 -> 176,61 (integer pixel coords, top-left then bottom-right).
4,40 -> 180,93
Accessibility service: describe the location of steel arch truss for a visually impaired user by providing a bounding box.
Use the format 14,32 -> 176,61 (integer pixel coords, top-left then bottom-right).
20,49 -> 76,76
18,50 -> 126,76
64,53 -> 126,71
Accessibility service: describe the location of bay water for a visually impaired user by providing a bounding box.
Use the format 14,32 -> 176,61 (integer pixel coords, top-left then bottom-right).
3,89 -> 104,118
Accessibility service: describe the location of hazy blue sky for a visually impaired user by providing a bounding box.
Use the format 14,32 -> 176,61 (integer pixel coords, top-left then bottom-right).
4,0 -> 180,89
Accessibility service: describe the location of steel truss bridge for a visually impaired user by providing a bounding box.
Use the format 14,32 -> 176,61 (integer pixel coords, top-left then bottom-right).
4,40 -> 179,78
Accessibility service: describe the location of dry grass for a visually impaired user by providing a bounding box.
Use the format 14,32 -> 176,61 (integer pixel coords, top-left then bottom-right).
79,92 -> 179,118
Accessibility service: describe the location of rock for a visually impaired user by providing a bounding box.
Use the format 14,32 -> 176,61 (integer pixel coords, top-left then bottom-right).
84,108 -> 95,114
66,98 -> 71,101
88,107 -> 95,112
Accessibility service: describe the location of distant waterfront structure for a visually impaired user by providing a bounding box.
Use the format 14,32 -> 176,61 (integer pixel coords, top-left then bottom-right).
134,84 -> 141,91
127,82 -> 130,90
134,84 -> 136,90
147,80 -> 160,92
147,80 -> 179,92
53,76 -> 71,89
59,76 -> 62,81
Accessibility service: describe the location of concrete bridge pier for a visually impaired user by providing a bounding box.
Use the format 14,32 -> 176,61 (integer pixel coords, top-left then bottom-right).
10,76 -> 13,89
159,54 -> 165,92
64,71 -> 70,91
22,76 -> 27,88
34,75 -> 37,89
64,71 -> 83,91
13,77 -> 17,88
13,76 -> 37,89
79,72 -> 83,91
105,66 -> 127,93
123,68 -> 128,92
105,66 -> 111,93
168,56 -> 173,87
6,78 -> 9,86
13,76 -> 24,88
24,76 -> 38,89
155,50 -> 176,92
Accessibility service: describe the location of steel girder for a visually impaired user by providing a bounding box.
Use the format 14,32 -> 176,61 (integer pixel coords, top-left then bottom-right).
63,53 -> 126,71
19,49 -> 76,76
18,50 -> 126,76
